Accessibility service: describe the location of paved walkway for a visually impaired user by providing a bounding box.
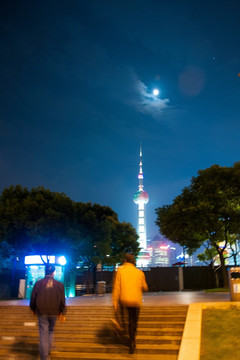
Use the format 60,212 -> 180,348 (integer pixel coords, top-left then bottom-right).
0,291 -> 231,306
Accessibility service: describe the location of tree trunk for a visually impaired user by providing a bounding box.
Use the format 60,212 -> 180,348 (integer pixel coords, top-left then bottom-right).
233,253 -> 237,266
219,251 -> 228,288
211,263 -> 219,288
214,271 -> 219,288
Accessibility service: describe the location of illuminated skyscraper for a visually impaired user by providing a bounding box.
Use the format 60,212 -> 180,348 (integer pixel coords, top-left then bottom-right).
133,145 -> 149,251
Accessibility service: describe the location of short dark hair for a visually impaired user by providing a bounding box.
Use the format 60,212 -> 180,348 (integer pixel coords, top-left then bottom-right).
45,264 -> 55,276
125,254 -> 136,266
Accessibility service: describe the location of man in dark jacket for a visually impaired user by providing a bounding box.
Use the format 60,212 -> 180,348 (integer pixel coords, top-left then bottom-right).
30,264 -> 66,360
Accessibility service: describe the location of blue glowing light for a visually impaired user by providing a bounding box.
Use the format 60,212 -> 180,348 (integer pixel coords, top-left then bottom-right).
59,256 -> 67,266
25,255 -> 67,266
68,292 -> 75,298
25,255 -> 55,265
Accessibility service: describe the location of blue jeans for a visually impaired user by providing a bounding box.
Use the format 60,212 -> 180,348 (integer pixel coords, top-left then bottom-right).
38,316 -> 56,360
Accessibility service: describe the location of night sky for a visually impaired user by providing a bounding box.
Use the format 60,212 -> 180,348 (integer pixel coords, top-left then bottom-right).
1,0 -> 239,239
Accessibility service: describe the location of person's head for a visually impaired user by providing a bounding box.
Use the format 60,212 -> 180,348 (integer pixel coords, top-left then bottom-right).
45,264 -> 55,276
125,254 -> 136,266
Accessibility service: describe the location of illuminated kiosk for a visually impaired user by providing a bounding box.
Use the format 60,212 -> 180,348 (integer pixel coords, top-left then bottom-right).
24,255 -> 67,299
133,145 -> 150,267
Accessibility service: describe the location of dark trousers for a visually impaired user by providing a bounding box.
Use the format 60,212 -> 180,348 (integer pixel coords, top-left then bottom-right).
126,307 -> 140,346
38,316 -> 56,360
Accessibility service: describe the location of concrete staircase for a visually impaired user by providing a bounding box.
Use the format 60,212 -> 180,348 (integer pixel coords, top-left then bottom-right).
0,304 -> 188,359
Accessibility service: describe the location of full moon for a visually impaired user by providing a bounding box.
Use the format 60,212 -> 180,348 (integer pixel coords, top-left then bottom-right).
153,89 -> 159,96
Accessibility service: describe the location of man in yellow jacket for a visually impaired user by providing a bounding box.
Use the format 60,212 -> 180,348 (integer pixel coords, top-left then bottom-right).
112,254 -> 148,354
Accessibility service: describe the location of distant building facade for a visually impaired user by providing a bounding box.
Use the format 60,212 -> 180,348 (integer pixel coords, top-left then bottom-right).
147,235 -> 178,267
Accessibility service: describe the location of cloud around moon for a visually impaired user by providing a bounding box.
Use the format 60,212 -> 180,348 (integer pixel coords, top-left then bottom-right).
129,75 -> 170,120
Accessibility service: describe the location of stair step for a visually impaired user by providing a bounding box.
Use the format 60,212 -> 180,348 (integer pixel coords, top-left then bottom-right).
0,349 -> 178,360
0,306 -> 187,313
1,333 -> 181,344
0,317 -> 186,324
0,322 -> 185,330
0,327 -> 183,338
0,341 -> 180,354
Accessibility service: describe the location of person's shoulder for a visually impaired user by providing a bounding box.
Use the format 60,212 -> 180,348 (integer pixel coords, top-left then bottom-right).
31,278 -> 44,292
35,278 -> 44,285
136,267 -> 145,275
116,264 -> 125,271
53,278 -> 61,284
53,279 -> 64,287
124,263 -> 139,273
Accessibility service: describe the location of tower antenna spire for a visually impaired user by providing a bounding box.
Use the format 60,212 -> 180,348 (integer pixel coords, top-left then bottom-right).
138,143 -> 144,191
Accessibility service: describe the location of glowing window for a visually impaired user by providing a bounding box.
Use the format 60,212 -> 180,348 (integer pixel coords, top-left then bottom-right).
138,203 -> 144,210
139,225 -> 145,233
139,210 -> 144,217
139,218 -> 144,225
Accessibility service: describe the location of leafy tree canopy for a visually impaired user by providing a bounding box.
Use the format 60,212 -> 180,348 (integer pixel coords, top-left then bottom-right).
0,185 -> 75,257
0,185 -> 139,271
155,163 -> 240,287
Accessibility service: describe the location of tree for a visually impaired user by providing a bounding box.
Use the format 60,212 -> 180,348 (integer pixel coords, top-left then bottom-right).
197,245 -> 220,287
110,220 -> 140,265
0,186 -> 140,279
155,163 -> 240,288
0,185 -> 76,266
72,202 -> 140,287
73,202 -> 117,271
0,240 -> 17,271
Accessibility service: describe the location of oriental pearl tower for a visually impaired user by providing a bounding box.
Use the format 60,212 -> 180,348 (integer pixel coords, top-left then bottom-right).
133,145 -> 149,251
